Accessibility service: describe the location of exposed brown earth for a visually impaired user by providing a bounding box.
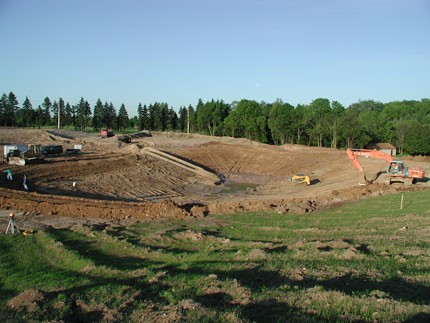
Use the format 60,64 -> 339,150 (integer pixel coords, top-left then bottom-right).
1,128 -> 429,229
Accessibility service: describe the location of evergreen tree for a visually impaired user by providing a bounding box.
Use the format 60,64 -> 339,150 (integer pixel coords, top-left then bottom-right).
142,105 -> 149,130
148,103 -> 156,130
188,104 -> 196,133
137,103 -> 149,131
0,94 -> 7,126
42,97 -> 52,126
3,92 -> 19,126
195,99 -> 206,133
167,107 -> 178,131
84,100 -> 92,129
64,102 -> 73,127
55,98 -> 65,129
103,102 -> 117,129
35,105 -> 44,129
178,106 -> 187,132
75,98 -> 91,131
129,116 -> 138,129
92,99 -> 104,130
159,103 -> 169,131
117,103 -> 129,130
70,103 -> 78,129
52,101 -> 58,126
212,100 -> 230,136
21,96 -> 34,127
137,103 -> 144,130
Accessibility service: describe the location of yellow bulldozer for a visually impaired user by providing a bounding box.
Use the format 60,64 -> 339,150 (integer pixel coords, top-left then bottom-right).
291,174 -> 311,186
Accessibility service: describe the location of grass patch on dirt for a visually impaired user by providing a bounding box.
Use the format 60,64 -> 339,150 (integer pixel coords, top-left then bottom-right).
1,190 -> 430,322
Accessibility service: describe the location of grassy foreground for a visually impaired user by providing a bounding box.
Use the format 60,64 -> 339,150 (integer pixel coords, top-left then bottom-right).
1,191 -> 430,322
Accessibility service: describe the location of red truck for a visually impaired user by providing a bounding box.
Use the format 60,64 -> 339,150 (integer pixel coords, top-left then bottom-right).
100,129 -> 114,138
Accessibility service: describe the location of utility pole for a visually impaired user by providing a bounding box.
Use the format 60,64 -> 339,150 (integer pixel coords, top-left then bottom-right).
187,106 -> 190,134
57,101 -> 61,129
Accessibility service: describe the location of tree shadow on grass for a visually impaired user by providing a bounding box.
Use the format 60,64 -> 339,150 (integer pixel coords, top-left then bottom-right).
3,227 -> 429,322
0,232 -> 172,321
403,312 -> 430,323
45,228 -> 161,271
163,261 -> 430,315
0,283 -> 16,308
195,291 -> 234,308
227,266 -> 430,305
3,269 -> 171,322
242,299 -> 320,323
305,274 -> 430,305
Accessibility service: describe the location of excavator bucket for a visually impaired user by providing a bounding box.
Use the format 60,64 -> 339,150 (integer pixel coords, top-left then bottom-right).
358,174 -> 373,186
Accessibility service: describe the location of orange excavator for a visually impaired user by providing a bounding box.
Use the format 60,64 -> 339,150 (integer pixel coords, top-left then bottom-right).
346,148 -> 425,185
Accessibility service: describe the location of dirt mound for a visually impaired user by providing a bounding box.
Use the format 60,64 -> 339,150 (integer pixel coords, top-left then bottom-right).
0,128 -> 58,145
121,143 -> 142,154
1,128 -> 429,228
6,289 -> 45,312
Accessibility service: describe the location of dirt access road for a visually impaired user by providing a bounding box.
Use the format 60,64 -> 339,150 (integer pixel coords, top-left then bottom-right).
0,128 -> 429,229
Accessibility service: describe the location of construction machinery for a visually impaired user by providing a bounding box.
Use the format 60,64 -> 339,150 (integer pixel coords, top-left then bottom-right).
118,135 -> 132,143
346,148 -> 425,185
65,145 -> 82,155
41,145 -> 64,155
291,174 -> 311,186
100,129 -> 114,138
3,144 -> 44,166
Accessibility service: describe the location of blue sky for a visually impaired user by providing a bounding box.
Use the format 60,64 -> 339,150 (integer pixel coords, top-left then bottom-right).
1,0 -> 429,116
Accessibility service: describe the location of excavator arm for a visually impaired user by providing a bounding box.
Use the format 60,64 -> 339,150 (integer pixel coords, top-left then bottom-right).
346,149 -> 393,184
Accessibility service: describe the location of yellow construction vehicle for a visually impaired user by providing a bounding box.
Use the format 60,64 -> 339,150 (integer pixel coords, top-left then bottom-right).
291,174 -> 311,186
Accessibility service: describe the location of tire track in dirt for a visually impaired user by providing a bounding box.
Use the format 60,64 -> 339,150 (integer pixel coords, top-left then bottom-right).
1,129 -> 429,223
0,187 -> 187,219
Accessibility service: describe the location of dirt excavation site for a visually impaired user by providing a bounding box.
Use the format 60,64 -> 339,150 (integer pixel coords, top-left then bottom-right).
0,128 -> 429,230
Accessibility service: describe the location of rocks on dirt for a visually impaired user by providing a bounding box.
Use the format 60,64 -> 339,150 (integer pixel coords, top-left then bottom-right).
6,289 -> 45,312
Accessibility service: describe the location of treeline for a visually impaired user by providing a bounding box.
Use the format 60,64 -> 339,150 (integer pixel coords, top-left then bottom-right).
1,92 -> 430,155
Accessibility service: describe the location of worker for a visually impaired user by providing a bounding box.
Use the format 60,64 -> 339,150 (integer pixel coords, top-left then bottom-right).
4,169 -> 13,181
23,174 -> 29,191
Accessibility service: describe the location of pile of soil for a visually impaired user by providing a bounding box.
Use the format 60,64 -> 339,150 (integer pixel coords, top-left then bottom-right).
0,128 -> 429,230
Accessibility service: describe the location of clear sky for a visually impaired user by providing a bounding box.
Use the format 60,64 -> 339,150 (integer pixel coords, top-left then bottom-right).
1,0 -> 429,116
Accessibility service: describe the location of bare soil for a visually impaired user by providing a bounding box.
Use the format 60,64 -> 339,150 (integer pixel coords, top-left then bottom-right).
1,128 -> 429,230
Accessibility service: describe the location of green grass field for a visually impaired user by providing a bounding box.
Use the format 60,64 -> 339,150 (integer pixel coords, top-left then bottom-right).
1,190 -> 429,322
